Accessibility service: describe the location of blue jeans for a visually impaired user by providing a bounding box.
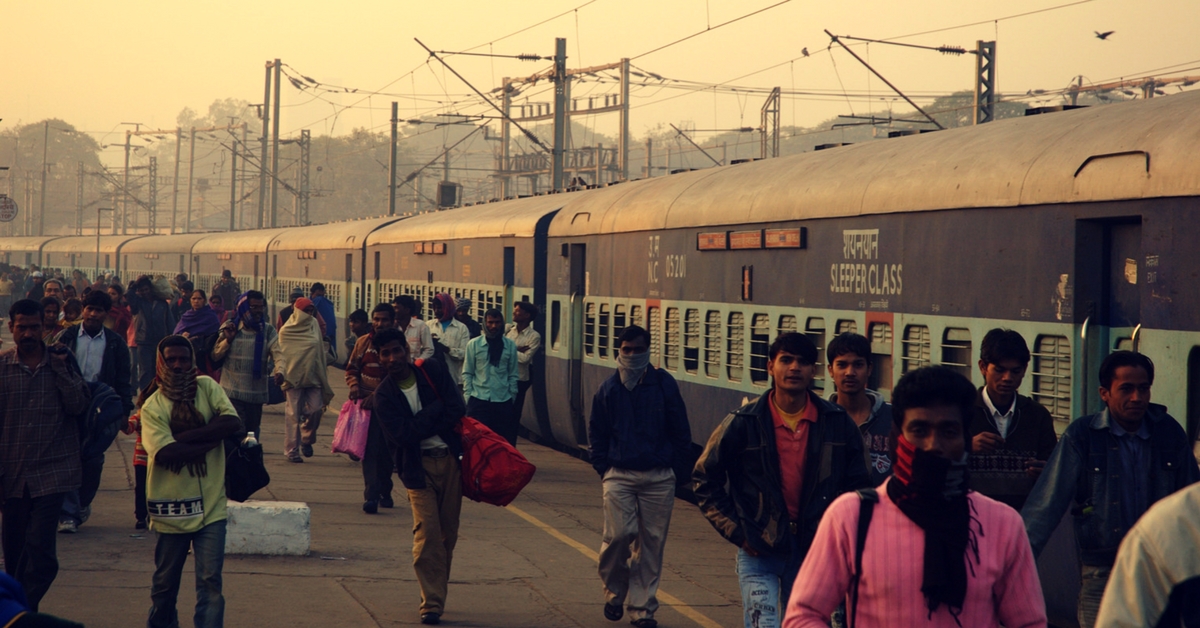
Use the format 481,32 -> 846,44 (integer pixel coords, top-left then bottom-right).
148,519 -> 227,628
735,537 -> 800,628
61,454 -> 106,525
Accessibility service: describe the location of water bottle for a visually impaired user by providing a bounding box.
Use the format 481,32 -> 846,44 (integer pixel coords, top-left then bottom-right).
242,431 -> 259,448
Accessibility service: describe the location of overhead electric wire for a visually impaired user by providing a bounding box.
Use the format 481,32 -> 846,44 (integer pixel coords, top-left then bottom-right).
631,0 -> 794,60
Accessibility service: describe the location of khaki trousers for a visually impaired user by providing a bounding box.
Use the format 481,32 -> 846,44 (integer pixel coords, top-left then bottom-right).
408,452 -> 463,615
598,467 -> 676,621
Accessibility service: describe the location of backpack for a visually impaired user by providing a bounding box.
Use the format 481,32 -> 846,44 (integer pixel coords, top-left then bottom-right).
415,364 -> 536,506
454,415 -> 536,506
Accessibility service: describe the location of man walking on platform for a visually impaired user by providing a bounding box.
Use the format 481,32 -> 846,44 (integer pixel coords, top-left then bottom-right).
589,326 -> 691,628
506,301 -> 541,434
826,332 -> 893,486
369,328 -> 465,625
430,294 -> 469,386
0,299 -> 91,611
274,298 -> 333,462
967,329 -> 1058,511
693,332 -> 870,628
347,303 -> 397,513
394,296 -> 434,361
140,335 -> 242,628
55,290 -> 134,534
211,270 -> 241,318
1022,351 -> 1199,628
462,309 -> 518,445
310,282 -> 338,362
127,277 -> 175,392
211,291 -> 281,443
784,367 -> 1047,627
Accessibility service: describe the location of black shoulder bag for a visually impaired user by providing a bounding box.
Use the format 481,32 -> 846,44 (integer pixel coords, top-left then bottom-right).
849,487 -> 878,628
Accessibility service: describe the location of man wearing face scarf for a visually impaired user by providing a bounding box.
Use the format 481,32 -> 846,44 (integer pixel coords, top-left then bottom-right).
588,326 -> 691,628
783,366 -> 1047,628
212,291 -> 281,445
461,309 -> 518,445
140,335 -> 242,628
274,297 -> 334,462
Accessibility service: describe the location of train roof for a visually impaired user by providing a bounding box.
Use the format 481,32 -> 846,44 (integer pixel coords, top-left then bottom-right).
191,228 -> 288,254
550,90 -> 1200,236
0,236 -> 61,254
268,216 -> 401,251
120,233 -> 211,254
367,196 -> 563,245
41,235 -> 144,256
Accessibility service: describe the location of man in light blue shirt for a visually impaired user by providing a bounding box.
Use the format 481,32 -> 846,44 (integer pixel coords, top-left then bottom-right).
310,282 -> 337,362
462,308 -> 519,445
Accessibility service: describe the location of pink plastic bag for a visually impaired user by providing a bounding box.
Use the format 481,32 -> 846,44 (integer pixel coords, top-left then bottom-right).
331,400 -> 371,459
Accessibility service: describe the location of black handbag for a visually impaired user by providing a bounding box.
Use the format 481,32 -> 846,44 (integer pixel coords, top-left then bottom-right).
225,441 -> 270,502
267,379 -> 286,405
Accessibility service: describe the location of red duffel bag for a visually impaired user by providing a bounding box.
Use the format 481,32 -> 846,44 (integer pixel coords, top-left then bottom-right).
454,416 -> 536,506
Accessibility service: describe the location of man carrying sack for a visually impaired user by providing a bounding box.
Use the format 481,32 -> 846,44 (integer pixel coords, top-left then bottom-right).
273,298 -> 333,462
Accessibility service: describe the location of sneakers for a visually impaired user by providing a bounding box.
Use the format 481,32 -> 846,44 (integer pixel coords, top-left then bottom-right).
420,612 -> 441,625
379,495 -> 394,509
363,500 -> 378,514
301,444 -> 314,458
57,520 -> 78,534
604,602 -> 623,621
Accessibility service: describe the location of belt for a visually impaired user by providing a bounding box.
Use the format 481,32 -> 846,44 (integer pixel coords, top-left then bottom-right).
422,448 -> 450,458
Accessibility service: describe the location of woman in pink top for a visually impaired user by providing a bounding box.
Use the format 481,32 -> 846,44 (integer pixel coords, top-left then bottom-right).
784,366 -> 1046,628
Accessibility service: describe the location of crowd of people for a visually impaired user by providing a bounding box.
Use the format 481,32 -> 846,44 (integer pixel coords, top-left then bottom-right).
1,261 -> 1198,628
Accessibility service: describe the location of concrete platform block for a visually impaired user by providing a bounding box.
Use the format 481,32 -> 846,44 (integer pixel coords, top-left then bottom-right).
225,501 -> 311,556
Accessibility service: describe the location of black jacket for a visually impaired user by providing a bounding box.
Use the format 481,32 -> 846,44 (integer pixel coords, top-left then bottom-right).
967,389 -> 1059,510
56,325 -> 134,415
693,390 -> 871,557
369,358 -> 465,490
587,366 -> 692,477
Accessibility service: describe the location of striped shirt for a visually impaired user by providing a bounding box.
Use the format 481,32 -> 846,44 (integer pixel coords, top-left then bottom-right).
785,478 -> 1047,628
212,321 -> 279,404
0,346 -> 92,498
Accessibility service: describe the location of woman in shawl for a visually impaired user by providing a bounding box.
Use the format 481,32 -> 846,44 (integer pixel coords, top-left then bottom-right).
273,298 -> 334,462
174,289 -> 222,377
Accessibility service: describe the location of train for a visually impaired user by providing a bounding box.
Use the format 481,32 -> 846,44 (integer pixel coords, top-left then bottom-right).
7,90 -> 1200,627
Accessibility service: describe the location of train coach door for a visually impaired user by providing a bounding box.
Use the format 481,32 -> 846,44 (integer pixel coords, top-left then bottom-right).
567,243 -> 588,444
503,247 -> 515,321
1075,218 -> 1142,417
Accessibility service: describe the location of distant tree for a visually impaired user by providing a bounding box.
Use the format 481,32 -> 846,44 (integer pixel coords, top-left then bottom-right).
0,119 -> 107,235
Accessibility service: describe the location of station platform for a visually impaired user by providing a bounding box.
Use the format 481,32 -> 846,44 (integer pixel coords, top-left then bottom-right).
39,366 -> 746,627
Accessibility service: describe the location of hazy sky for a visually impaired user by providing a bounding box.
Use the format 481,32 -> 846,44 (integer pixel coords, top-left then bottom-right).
5,0 -> 1199,153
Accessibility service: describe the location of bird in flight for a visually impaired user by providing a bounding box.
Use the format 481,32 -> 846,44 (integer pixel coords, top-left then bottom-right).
1095,30 -> 1115,40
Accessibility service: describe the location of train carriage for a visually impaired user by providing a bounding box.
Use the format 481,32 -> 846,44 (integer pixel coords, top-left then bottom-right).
0,236 -> 60,269
190,228 -> 287,308
40,235 -> 143,282
266,216 -> 402,351
365,196 -> 563,434
119,233 -> 213,284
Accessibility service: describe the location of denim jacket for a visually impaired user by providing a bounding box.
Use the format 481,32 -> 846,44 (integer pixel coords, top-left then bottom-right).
1021,404 -> 1200,566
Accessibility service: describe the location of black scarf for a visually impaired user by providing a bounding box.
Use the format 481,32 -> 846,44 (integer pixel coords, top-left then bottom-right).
485,330 -> 504,366
886,434 -> 980,624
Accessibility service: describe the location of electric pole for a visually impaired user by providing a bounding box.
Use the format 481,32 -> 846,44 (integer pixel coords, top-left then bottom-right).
619,58 -> 631,181
270,58 -> 281,228
552,38 -> 567,191
147,156 -> 157,233
38,121 -> 48,236
974,41 -> 997,124
122,131 -> 131,234
389,101 -> 398,216
229,142 -> 237,232
171,128 -> 181,234
296,129 -> 310,225
185,127 -> 196,233
76,162 -> 84,235
258,60 -> 271,229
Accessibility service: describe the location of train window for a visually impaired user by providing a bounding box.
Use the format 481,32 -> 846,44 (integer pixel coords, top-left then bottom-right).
663,307 -> 679,371
941,328 -> 974,380
1032,335 -> 1072,424
613,304 -> 628,355
869,322 -> 894,391
778,315 -> 797,336
806,317 -> 826,391
684,309 -> 700,374
704,310 -> 722,378
630,305 -> 644,330
584,302 -> 597,357
901,325 -> 931,374
726,312 -> 745,383
836,319 -> 858,334
647,306 -> 661,367
750,313 -> 770,385
550,300 -> 562,350
599,304 -> 611,359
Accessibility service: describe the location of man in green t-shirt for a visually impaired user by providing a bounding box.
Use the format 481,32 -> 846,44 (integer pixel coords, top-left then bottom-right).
140,335 -> 242,628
